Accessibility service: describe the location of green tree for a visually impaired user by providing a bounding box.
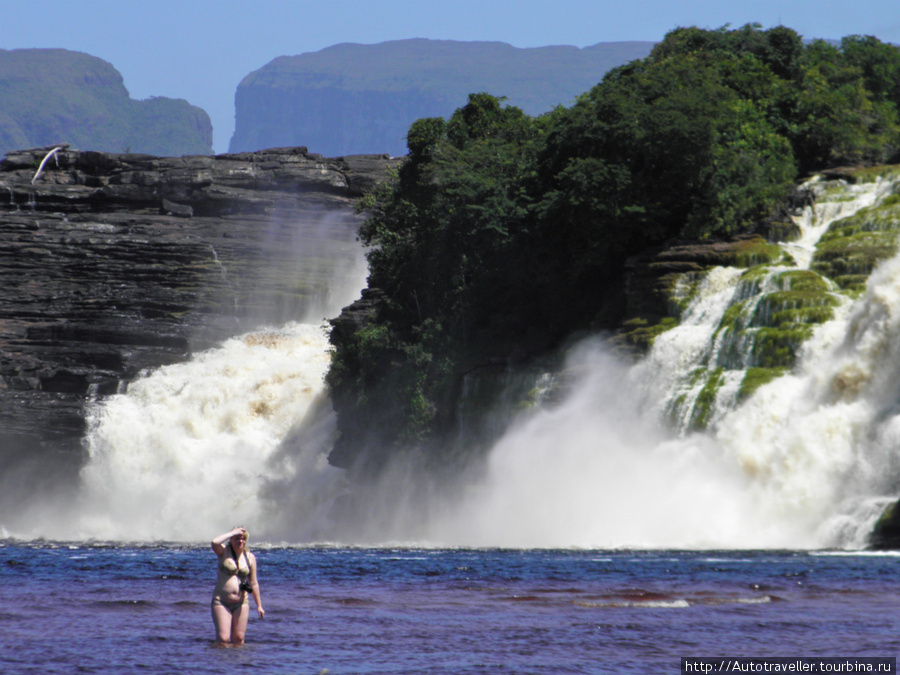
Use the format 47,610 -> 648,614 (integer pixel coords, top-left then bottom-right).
841,35 -> 900,109
787,39 -> 899,171
537,49 -> 796,246
330,94 -> 543,463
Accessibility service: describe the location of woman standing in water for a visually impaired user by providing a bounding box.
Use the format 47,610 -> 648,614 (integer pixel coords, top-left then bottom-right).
211,526 -> 264,645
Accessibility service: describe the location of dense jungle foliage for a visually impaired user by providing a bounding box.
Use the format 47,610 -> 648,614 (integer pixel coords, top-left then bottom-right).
326,25 -> 900,470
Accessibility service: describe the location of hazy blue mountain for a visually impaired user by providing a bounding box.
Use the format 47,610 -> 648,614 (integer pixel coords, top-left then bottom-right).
0,49 -> 212,157
229,39 -> 655,157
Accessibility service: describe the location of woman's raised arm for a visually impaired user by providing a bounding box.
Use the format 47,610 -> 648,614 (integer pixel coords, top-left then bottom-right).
211,527 -> 246,555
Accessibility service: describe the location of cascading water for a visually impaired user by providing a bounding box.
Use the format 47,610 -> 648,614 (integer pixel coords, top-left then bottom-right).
28,171 -> 900,548
76,322 -> 344,541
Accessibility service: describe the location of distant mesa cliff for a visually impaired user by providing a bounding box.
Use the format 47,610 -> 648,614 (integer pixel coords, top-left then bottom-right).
229,39 -> 655,157
0,49 -> 213,157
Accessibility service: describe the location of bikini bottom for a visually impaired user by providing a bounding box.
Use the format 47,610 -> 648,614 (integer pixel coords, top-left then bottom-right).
212,594 -> 248,613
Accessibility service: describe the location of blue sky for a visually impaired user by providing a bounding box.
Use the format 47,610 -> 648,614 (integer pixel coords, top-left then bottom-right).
2,0 -> 899,153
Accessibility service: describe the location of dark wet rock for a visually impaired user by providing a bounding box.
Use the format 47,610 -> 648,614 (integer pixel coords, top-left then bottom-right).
161,198 -> 193,218
328,288 -> 385,344
869,498 -> 900,549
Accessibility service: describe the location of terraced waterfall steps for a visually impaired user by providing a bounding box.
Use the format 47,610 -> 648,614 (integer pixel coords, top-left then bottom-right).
621,167 -> 900,435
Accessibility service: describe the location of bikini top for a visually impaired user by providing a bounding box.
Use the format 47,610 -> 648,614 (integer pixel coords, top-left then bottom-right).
219,546 -> 250,580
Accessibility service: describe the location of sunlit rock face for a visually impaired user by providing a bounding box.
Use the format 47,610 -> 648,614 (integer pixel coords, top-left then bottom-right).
0,145 -> 394,492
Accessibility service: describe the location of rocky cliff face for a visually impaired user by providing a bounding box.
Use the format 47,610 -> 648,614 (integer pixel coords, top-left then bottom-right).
233,85 -> 456,159
0,144 -> 394,501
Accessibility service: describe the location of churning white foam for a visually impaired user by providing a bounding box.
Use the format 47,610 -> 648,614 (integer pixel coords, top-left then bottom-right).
27,213 -> 370,543
427,343 -> 764,549
74,322 -> 342,541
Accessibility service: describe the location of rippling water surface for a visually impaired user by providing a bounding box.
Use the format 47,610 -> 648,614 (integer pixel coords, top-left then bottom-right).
2,545 -> 899,673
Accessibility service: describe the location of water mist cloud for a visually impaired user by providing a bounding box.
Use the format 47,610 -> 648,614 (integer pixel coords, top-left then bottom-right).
421,341 -> 762,549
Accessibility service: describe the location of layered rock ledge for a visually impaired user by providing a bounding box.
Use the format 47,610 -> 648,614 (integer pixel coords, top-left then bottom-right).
0,145 -> 394,490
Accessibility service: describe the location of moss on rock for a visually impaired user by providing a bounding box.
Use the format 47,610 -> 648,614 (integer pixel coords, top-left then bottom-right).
618,316 -> 679,352
738,366 -> 788,401
751,326 -> 813,367
869,497 -> 900,549
617,237 -> 790,355
811,198 -> 900,290
731,238 -> 788,267
619,167 -> 900,439
687,367 -> 725,431
677,262 -> 839,428
752,290 -> 840,329
845,164 -> 900,184
773,270 -> 832,293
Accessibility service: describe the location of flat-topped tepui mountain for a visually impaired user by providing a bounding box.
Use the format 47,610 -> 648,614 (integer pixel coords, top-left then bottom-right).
229,39 -> 656,156
0,49 -> 213,157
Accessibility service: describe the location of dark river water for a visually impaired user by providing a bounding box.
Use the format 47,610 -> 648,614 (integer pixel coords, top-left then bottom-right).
2,544 -> 899,673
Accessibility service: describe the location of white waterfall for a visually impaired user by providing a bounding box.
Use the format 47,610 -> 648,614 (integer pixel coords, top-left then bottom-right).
75,322 -> 344,541
7,216 -> 369,543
